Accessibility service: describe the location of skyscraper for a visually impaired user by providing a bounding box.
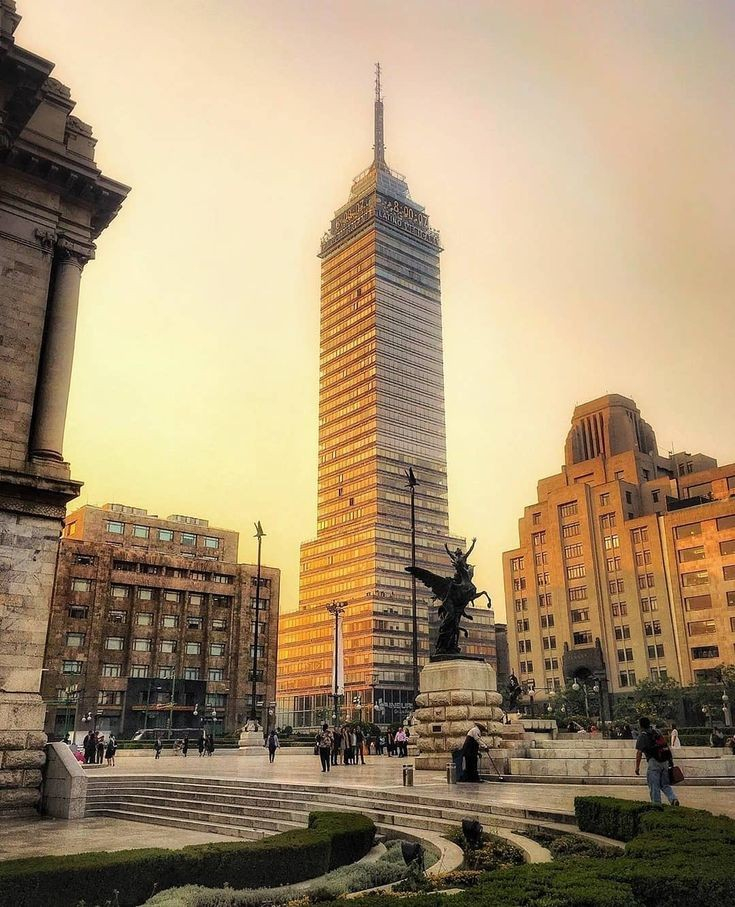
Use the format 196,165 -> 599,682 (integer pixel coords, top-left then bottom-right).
277,70 -> 495,729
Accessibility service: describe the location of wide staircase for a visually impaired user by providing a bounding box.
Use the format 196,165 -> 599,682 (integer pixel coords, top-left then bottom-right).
85,775 -> 578,842
505,739 -> 735,783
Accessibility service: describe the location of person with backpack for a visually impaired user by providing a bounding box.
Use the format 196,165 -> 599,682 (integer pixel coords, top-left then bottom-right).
315,723 -> 333,773
265,729 -> 279,763
635,716 -> 679,806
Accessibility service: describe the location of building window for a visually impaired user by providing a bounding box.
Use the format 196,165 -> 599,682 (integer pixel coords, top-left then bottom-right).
635,550 -> 653,566
65,632 -> 85,648
510,556 -> 524,572
614,625 -> 631,640
542,636 -> 557,650
516,618 -> 529,632
513,577 -> 526,591
132,638 -> 152,652
540,614 -> 555,629
567,564 -> 586,580
212,619 -> 227,631
213,574 -> 233,585
617,647 -> 634,662
161,615 -> 178,628
62,660 -> 83,674
686,482 -> 712,499
212,595 -> 232,607
537,573 -> 549,586
679,545 -> 706,563
136,588 -> 152,601
644,620 -> 662,637
573,631 -> 592,646
606,556 -> 622,572
568,586 -> 588,602
210,643 -> 226,656
107,610 -> 127,623
532,512 -> 541,525
160,640 -> 177,653
571,608 -> 590,622
564,544 -> 583,559
515,598 -> 528,612
640,597 -> 658,612
101,663 -> 122,677
611,602 -> 628,617
720,539 -> 735,557
187,616 -> 202,629
185,642 -> 201,655
110,585 -> 129,599
619,670 -> 636,687
691,645 -> 719,660
68,606 -> 88,620
158,528 -> 174,542
98,690 -> 122,706
190,571 -> 208,581
652,490 -> 660,504
600,513 -> 616,529
203,536 -> 220,549
728,591 -> 735,607
164,590 -> 181,603
562,522 -> 581,538
675,523 -> 702,540
681,570 -> 708,588
724,565 -> 735,581
141,564 -> 161,575
136,612 -> 153,626
631,527 -> 649,544
685,594 -> 712,612
71,578 -> 91,593
106,520 -> 124,535
105,637 -> 125,651
73,554 -> 95,566
688,619 -> 716,636
600,493 -> 610,506
184,668 -> 200,680
603,535 -> 620,550
208,669 -> 224,682
158,666 -> 174,679
532,531 -> 547,546
559,502 -> 578,518
132,525 -> 149,539
130,665 -> 149,678
647,644 -> 665,659
609,579 -> 624,594
181,532 -> 197,545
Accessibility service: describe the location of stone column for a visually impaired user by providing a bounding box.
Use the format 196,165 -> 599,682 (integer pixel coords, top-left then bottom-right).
30,241 -> 90,462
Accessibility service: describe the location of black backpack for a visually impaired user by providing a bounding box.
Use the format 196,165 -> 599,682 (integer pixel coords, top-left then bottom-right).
647,729 -> 672,763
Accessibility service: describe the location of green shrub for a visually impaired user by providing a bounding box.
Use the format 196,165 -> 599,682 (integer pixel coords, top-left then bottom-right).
548,834 -> 621,860
464,837 -> 525,872
574,796 -> 660,841
0,812 -> 374,907
434,870 -> 484,889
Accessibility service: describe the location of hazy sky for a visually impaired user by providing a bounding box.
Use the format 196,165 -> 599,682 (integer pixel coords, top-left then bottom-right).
17,1 -> 735,622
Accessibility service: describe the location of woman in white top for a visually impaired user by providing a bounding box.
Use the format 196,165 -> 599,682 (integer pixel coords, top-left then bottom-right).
670,725 -> 682,748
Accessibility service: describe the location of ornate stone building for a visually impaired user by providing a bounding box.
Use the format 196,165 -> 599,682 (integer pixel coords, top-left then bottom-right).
0,1 -> 128,813
503,394 -> 735,701
277,72 -> 496,729
42,505 -> 280,738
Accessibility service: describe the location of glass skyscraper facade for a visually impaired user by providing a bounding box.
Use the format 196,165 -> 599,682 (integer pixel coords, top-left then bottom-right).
277,74 -> 495,729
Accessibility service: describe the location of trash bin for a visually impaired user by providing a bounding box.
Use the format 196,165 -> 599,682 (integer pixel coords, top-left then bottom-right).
452,748 -> 464,782
446,761 -> 457,784
402,764 -> 414,786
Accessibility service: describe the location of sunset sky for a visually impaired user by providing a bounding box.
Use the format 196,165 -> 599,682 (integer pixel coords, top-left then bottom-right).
18,1 -> 735,621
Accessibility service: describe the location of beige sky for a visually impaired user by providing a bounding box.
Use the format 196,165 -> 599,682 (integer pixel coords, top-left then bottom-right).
18,1 -> 735,622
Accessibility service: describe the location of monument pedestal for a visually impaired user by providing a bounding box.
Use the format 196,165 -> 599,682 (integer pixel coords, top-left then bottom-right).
413,658 -> 514,771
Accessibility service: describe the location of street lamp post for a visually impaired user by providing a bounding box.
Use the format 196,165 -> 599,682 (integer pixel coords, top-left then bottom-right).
326,600 -> 347,726
406,467 -> 419,703
722,691 -> 732,726
572,679 -> 590,718
250,521 -> 266,724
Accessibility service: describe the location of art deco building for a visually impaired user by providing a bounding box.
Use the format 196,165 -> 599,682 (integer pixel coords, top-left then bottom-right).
41,505 -> 280,738
503,394 -> 735,699
0,0 -> 128,814
277,73 -> 496,729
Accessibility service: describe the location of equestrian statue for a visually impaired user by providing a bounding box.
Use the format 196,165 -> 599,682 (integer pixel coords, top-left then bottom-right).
406,538 -> 492,656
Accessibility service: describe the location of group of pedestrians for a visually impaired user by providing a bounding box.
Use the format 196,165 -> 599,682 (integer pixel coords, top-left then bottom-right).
153,733 -> 215,759
78,730 -> 116,766
313,724 -> 411,772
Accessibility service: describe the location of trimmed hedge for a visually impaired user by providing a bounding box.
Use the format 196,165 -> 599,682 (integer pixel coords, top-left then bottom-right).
574,796 -> 660,841
0,811 -> 374,907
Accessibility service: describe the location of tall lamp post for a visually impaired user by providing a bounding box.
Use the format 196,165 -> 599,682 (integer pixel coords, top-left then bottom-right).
572,678 -> 600,720
406,467 -> 419,702
326,600 -> 347,725
249,521 -> 266,724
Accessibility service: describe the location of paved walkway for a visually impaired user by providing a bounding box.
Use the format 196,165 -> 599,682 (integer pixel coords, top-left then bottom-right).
3,749 -> 734,863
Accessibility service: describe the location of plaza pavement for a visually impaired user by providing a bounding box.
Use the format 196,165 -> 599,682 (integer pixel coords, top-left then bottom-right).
2,748 -> 734,862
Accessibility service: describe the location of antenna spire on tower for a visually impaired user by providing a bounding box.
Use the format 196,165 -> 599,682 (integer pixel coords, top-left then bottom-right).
373,62 -> 385,168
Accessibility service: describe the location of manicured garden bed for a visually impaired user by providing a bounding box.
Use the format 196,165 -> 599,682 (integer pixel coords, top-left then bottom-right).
0,811 -> 375,907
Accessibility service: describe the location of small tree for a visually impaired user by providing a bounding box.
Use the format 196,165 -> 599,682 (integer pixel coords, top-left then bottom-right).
612,678 -> 683,727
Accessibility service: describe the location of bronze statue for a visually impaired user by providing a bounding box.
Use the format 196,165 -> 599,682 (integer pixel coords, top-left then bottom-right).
406,537 -> 491,656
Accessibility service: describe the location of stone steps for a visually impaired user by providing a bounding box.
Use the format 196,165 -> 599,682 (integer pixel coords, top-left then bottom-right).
85,776 -> 578,843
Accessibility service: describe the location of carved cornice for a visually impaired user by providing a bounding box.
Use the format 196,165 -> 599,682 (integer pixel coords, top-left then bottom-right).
0,467 -> 82,520
33,228 -> 56,255
56,235 -> 94,268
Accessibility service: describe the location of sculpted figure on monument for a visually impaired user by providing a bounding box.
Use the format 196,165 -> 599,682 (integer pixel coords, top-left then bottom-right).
406,537 -> 491,656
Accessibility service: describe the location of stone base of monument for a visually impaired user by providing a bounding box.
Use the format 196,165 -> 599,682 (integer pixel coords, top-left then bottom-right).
238,721 -> 264,753
413,657 -> 519,771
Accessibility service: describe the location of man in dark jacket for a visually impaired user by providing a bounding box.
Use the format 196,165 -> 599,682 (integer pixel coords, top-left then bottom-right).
635,716 -> 678,805
459,722 -> 488,783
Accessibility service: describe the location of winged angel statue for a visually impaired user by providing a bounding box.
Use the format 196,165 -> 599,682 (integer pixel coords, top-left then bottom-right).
406,538 -> 492,656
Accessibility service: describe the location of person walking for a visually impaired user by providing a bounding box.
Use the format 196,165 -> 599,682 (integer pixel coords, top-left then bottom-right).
355,727 -> 365,765
96,733 -> 105,765
331,727 -> 342,766
197,733 -> 205,757
154,737 -> 162,760
182,736 -> 189,758
105,735 -> 117,767
459,722 -> 489,783
395,726 -> 408,758
266,729 -> 279,763
206,733 -> 215,756
82,731 -> 96,765
316,723 -> 333,773
635,716 -> 679,806
670,725 -> 682,749
377,733 -> 385,755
